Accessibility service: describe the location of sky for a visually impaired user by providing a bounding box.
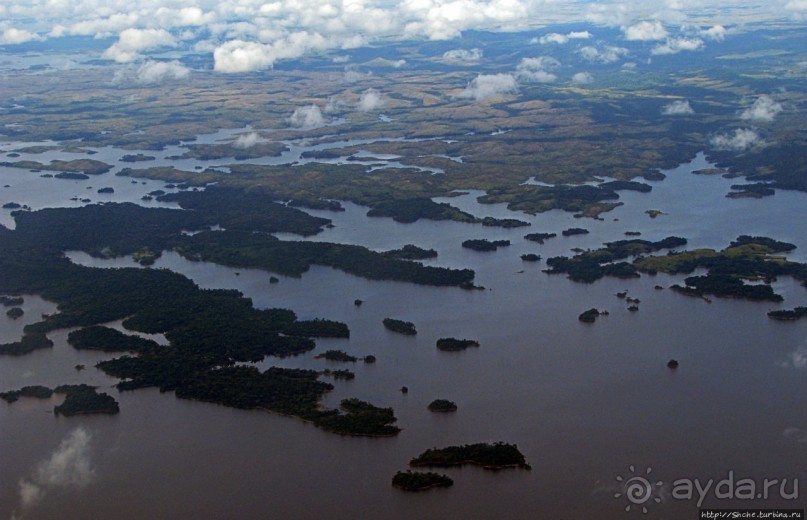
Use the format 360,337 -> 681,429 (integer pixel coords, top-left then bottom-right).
0,0 -> 805,73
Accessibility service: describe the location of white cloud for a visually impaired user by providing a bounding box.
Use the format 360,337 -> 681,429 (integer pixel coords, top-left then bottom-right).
357,88 -> 386,112
233,132 -> 261,148
324,96 -> 347,113
343,67 -> 373,82
401,0 -> 530,41
213,32 -> 329,73
0,27 -> 42,45
571,72 -> 593,84
585,3 -> 631,26
701,24 -> 727,41
710,128 -> 764,151
783,345 -> 807,369
17,428 -> 94,512
784,427 -> 807,443
533,30 -> 592,44
652,37 -> 704,55
102,28 -> 177,63
516,57 -> 561,83
442,48 -> 483,61
136,60 -> 190,84
785,0 -> 807,16
458,73 -> 518,101
662,99 -> 694,115
740,95 -> 784,122
288,105 -> 326,127
578,45 -> 629,63
623,21 -> 668,41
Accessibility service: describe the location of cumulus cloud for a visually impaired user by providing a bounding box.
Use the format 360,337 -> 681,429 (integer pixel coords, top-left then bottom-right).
571,72 -> 593,84
458,73 -> 518,101
701,24 -> 727,41
357,89 -> 386,112
532,30 -> 592,44
652,37 -> 704,55
740,95 -> 784,122
401,0 -> 530,41
710,128 -> 764,151
102,28 -> 177,63
17,428 -> 94,513
442,48 -> 483,61
1,27 -> 42,45
135,60 -> 190,84
516,56 -> 560,83
623,21 -> 668,41
662,99 -> 694,115
232,132 -> 261,148
579,45 -> 629,63
288,105 -> 326,128
213,32 -> 329,73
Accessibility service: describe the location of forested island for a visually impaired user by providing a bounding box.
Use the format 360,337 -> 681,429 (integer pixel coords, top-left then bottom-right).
409,442 -> 530,470
383,244 -> 438,260
392,471 -> 454,491
545,236 -> 688,283
383,318 -> 417,335
428,399 -> 458,413
54,384 -> 120,416
543,235 -> 807,307
524,232 -> 556,244
578,308 -> 601,323
315,350 -> 359,362
436,338 -> 479,352
1,384 -> 119,416
561,228 -> 589,237
1,385 -> 53,402
768,307 -> 807,320
462,239 -> 510,252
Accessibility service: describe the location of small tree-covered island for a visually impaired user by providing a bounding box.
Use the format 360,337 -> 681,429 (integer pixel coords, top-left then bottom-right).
392,471 -> 454,492
428,399 -> 458,413
383,318 -> 417,335
1,384 -> 119,416
436,338 -> 480,352
409,442 -> 530,470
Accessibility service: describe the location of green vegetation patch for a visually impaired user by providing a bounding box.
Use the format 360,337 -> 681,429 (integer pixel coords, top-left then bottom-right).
68,326 -> 160,352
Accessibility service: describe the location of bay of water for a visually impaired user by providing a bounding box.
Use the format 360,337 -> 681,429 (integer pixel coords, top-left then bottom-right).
2,147 -> 807,519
